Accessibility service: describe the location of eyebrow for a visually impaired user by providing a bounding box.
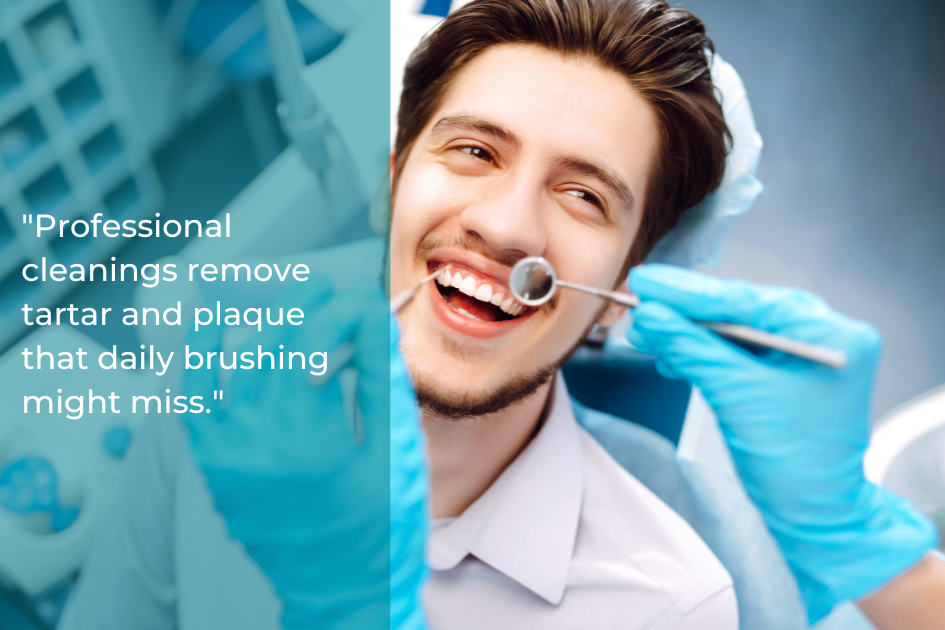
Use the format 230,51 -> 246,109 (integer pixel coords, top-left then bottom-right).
552,155 -> 636,216
428,114 -> 521,149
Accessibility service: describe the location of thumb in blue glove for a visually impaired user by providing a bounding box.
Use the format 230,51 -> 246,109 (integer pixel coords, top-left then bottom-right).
626,264 -> 939,624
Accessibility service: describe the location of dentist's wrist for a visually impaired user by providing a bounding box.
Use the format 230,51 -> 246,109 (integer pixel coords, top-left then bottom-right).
767,482 -> 939,623
856,550 -> 945,630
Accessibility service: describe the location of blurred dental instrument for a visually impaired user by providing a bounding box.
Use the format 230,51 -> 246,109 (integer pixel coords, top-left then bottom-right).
261,0 -> 365,231
509,257 -> 848,369
391,266 -> 451,313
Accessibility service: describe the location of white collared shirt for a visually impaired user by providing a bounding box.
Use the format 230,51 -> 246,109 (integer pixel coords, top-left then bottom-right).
424,373 -> 738,630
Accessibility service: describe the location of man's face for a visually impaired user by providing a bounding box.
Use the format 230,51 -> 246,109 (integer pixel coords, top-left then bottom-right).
391,44 -> 658,417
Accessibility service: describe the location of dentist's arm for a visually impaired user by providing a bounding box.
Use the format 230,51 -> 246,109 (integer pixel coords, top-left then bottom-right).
626,264 -> 941,628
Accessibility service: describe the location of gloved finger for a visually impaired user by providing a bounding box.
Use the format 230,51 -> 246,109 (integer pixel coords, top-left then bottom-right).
229,283 -> 367,403
231,287 -> 377,421
289,284 -> 383,375
630,301 -> 756,382
631,265 -> 883,370
236,276 -> 334,356
352,290 -> 397,450
224,278 -> 334,404
387,312 -> 425,500
183,324 -> 223,416
181,324 -> 226,458
271,286 -> 385,446
630,264 -> 838,332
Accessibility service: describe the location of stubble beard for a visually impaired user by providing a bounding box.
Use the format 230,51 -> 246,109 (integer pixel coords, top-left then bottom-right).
412,316 -> 601,421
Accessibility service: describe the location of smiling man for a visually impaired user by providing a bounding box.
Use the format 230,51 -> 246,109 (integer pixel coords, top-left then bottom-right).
390,0 -> 738,628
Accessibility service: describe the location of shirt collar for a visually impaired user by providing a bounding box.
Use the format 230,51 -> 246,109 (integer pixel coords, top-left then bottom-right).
427,373 -> 584,605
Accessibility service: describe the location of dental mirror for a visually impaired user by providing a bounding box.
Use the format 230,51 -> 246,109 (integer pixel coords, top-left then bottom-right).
510,257 -> 640,308
509,257 -> 557,306
508,257 -> 848,369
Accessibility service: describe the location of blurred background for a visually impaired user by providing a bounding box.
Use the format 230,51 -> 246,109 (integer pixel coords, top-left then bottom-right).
0,0 -> 313,357
0,0 -> 381,626
0,0 -> 942,627
1,0 -> 941,437
681,0 -> 945,419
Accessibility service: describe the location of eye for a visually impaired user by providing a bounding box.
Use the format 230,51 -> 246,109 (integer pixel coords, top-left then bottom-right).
565,189 -> 602,208
458,146 -> 494,163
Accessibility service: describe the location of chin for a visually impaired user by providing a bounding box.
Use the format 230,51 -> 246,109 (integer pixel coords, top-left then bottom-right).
403,343 -> 497,399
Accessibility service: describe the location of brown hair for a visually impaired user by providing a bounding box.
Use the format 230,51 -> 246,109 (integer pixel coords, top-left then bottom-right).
394,0 -> 730,272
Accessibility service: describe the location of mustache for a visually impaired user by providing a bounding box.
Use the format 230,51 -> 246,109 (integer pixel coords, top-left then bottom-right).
416,235 -> 559,311
416,236 -> 523,268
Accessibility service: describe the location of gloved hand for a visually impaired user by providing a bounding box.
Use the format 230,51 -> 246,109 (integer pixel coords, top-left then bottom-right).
626,264 -> 939,624
389,312 -> 430,630
183,280 -> 429,630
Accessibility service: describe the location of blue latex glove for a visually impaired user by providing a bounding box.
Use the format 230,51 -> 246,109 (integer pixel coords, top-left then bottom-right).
626,264 -> 939,624
183,281 -> 428,629
389,313 -> 430,630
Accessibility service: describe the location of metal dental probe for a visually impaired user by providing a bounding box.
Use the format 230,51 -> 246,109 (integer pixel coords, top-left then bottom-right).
509,256 -> 848,369
390,265 -> 452,312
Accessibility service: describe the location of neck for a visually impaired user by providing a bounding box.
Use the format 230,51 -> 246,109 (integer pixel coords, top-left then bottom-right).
424,379 -> 554,519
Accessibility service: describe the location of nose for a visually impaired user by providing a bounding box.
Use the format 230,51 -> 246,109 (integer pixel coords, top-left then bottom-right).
458,171 -> 547,259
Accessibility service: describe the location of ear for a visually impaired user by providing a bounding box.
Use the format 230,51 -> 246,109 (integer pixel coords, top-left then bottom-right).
390,149 -> 396,175
596,283 -> 632,328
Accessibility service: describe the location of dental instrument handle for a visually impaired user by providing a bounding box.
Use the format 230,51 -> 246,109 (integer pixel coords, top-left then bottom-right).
391,266 -> 451,313
555,280 -> 847,368
698,322 -> 848,369
557,280 -> 641,308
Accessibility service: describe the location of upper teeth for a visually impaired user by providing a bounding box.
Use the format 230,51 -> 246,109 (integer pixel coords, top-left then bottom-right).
474,284 -> 492,302
459,276 -> 477,296
436,268 -> 525,316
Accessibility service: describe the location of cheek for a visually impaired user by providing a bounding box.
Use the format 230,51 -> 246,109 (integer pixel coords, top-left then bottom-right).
390,164 -> 469,294
392,165 -> 469,242
547,219 -> 635,290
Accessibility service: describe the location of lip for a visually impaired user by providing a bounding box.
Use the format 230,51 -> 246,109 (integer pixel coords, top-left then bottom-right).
428,281 -> 535,340
421,251 -> 537,340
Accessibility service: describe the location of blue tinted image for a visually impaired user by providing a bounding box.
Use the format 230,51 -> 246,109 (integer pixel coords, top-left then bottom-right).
1,1 -> 944,629
0,1 -> 390,628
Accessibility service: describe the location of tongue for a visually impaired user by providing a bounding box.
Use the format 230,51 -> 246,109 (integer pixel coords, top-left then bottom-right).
446,291 -> 504,321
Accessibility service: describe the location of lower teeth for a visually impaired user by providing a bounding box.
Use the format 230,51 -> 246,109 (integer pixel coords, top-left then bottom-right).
452,306 -> 481,321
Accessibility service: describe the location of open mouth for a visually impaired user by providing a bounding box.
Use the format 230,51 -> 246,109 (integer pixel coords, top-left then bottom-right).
431,264 -> 530,323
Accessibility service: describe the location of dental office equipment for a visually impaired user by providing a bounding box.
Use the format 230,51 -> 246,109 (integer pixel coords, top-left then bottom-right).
390,265 -> 451,312
865,383 -> 945,551
0,326 -> 158,596
0,458 -> 79,533
509,257 -> 848,369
